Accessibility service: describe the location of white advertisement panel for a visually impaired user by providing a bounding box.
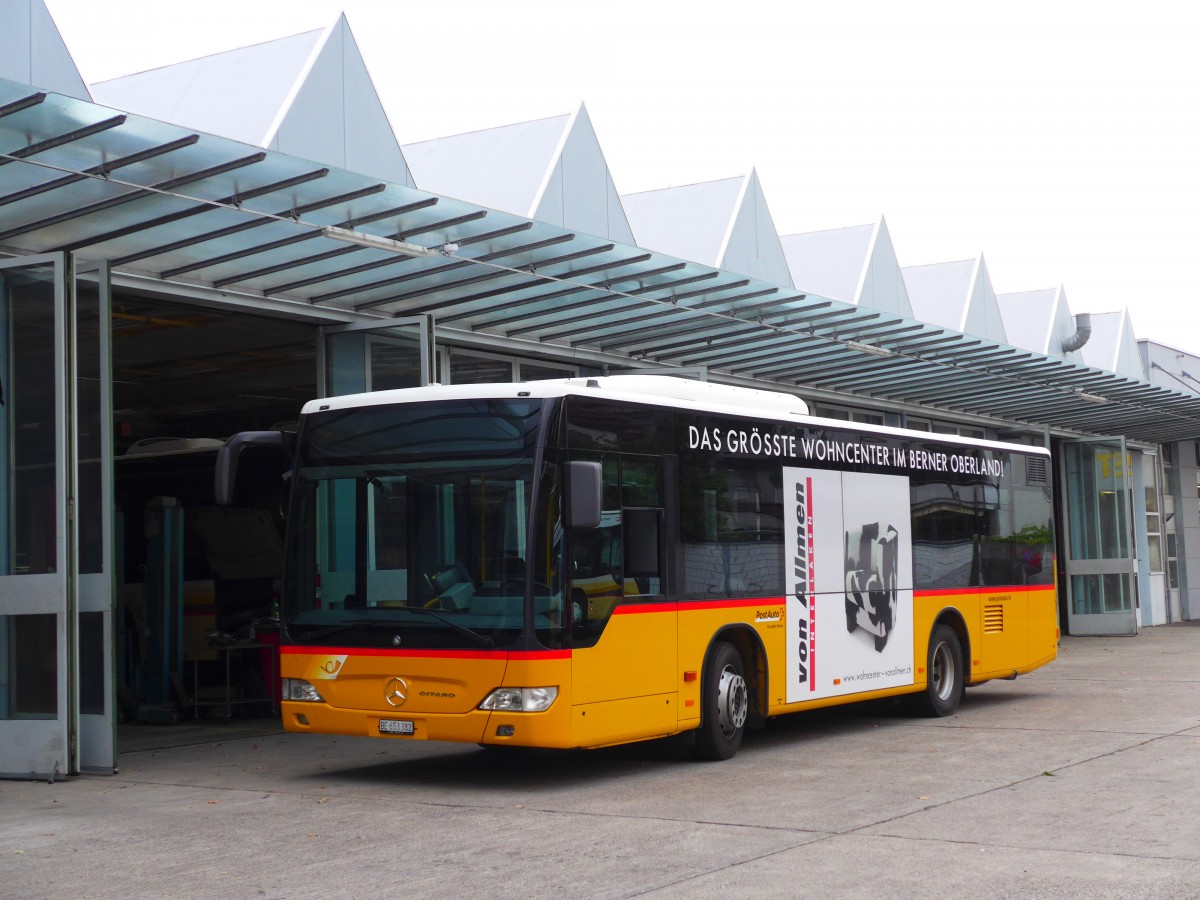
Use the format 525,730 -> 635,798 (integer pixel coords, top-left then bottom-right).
784,467 -> 914,703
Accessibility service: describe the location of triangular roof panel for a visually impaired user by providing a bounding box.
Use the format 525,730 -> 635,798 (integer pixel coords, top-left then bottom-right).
404,114 -> 568,218
1082,310 -> 1147,379
90,16 -> 411,185
996,288 -> 1057,354
782,217 -> 912,316
961,255 -> 1007,344
720,171 -> 793,287
267,18 -> 411,185
623,171 -> 793,286
781,224 -> 873,303
535,105 -> 635,243
903,255 -> 1007,343
622,176 -> 742,266
91,29 -> 324,146
404,104 -> 635,243
997,285 -> 1086,362
0,0 -> 90,100
903,259 -> 975,331
1140,340 -> 1200,395
857,218 -> 913,317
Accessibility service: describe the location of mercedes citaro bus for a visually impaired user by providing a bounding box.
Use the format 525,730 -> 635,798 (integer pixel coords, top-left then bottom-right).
216,376 -> 1058,760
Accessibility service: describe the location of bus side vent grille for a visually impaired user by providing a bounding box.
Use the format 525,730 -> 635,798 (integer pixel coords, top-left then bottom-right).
1027,457 -> 1048,485
984,604 -> 1004,633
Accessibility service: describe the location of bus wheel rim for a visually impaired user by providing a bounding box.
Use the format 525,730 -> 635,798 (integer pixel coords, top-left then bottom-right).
718,665 -> 749,736
932,641 -> 954,701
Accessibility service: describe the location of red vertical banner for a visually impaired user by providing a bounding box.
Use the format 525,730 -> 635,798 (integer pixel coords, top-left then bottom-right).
807,478 -> 816,692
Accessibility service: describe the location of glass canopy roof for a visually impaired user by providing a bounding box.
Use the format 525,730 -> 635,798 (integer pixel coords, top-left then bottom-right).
3,76 -> 1200,443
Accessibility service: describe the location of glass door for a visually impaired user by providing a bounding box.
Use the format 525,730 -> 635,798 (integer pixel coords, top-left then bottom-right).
75,261 -> 115,774
0,254 -> 112,779
1061,437 -> 1139,635
317,315 -> 434,398
0,255 -> 70,779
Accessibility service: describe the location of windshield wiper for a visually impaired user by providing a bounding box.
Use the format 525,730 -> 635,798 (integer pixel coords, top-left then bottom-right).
401,607 -> 495,648
294,619 -> 377,644
293,609 -> 495,649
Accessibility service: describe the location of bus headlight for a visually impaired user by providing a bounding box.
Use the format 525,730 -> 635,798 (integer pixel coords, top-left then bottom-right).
282,678 -> 325,703
479,686 -> 558,712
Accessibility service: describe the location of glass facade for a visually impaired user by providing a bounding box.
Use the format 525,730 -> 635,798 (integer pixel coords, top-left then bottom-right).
1,266 -> 57,576
1063,442 -> 1134,617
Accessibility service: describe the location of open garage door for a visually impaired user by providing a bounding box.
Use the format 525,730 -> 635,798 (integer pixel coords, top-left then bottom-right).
0,254 -> 113,778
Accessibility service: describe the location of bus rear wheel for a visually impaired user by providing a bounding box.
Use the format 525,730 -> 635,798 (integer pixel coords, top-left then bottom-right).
693,641 -> 748,761
907,623 -> 964,717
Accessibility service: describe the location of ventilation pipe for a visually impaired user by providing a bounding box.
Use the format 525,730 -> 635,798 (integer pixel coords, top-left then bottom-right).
1060,312 -> 1092,353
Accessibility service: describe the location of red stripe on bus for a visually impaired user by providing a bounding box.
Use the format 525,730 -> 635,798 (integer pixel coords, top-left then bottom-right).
280,645 -> 571,660
915,584 -> 1052,598
681,597 -> 778,611
606,586 -> 1048,610
612,602 -> 679,615
613,597 -> 783,615
806,476 -> 816,693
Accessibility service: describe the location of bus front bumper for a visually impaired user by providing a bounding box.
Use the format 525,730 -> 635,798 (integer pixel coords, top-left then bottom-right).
281,699 -> 577,748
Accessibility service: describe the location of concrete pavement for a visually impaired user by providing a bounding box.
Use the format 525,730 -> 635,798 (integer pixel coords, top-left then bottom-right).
4,625 -> 1200,898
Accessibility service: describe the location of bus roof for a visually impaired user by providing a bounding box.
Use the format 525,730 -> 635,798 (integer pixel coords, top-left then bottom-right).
301,375 -> 1050,457
304,375 -> 807,417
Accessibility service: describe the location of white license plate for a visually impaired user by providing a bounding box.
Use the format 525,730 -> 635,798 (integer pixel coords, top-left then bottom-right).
379,719 -> 414,735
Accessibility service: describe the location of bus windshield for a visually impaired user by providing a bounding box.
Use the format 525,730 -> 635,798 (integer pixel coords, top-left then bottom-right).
282,398 -> 563,650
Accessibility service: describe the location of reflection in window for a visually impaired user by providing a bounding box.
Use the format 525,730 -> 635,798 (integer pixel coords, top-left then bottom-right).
325,330 -> 423,396
1163,445 -> 1179,591
79,611 -> 105,716
520,362 -> 575,381
680,460 -> 784,599
912,449 -> 1053,590
1144,453 -> 1162,573
2,266 -> 58,575
449,353 -> 514,385
369,336 -> 423,391
77,283 -> 105,575
568,453 -> 664,646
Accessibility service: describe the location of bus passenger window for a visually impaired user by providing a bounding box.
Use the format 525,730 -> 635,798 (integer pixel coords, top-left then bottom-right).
679,459 -> 784,599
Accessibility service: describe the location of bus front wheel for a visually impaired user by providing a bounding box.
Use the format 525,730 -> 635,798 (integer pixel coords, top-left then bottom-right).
693,641 -> 748,761
907,623 -> 964,717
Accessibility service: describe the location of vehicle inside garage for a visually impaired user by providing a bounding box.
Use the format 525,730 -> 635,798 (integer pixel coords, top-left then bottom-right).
109,292 -> 314,728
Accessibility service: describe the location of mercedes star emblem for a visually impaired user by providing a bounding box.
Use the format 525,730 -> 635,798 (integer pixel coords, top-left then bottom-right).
383,676 -> 409,708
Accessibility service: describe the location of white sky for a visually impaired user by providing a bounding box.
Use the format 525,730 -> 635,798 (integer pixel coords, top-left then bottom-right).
44,0 -> 1200,347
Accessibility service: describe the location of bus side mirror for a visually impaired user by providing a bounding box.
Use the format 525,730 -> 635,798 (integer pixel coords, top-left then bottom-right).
215,430 -> 293,506
566,461 -> 602,529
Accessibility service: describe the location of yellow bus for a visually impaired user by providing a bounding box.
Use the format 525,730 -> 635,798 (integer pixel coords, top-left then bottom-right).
219,375 -> 1058,760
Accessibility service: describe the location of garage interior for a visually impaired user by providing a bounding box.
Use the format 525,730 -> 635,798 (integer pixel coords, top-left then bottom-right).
110,290 -> 315,731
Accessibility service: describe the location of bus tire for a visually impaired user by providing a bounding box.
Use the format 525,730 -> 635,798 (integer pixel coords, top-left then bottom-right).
908,623 -> 964,717
693,641 -> 749,761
